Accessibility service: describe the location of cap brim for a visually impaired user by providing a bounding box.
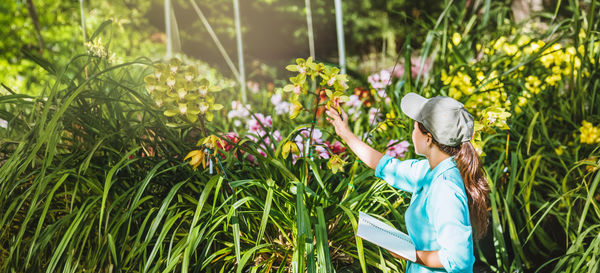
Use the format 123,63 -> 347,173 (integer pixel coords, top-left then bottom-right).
401,92 -> 428,121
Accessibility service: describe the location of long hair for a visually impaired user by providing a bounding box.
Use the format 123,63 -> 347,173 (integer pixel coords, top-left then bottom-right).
418,122 -> 490,240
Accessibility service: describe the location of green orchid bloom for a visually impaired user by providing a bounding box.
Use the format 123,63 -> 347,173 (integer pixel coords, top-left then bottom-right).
282,141 -> 300,159
327,154 -> 347,174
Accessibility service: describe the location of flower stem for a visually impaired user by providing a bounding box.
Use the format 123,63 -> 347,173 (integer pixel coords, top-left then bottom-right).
304,91 -> 320,185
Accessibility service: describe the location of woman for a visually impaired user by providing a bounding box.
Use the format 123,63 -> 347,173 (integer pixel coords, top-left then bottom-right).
325,92 -> 489,273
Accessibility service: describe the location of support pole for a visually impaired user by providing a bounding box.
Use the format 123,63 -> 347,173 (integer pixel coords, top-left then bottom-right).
165,0 -> 173,59
189,0 -> 241,81
233,0 -> 246,103
334,0 -> 346,74
79,0 -> 87,43
305,0 -> 315,59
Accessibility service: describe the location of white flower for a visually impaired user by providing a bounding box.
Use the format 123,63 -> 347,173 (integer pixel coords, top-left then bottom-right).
486,112 -> 497,124
270,93 -> 283,105
274,101 -> 291,115
0,119 -> 7,129
177,89 -> 187,99
178,104 -> 188,114
347,95 -> 362,108
85,37 -> 107,58
227,101 -> 251,119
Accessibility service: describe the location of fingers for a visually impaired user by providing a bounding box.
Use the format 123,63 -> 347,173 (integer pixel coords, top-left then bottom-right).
325,106 -> 339,120
339,106 -> 348,120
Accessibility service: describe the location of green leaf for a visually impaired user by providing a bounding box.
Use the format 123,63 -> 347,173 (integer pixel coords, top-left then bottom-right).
186,113 -> 198,122
89,19 -> 113,41
286,64 -> 299,71
205,111 -> 214,122
164,109 -> 178,117
283,84 -> 294,92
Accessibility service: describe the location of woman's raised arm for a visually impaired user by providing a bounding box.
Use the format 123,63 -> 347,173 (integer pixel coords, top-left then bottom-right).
325,103 -> 384,170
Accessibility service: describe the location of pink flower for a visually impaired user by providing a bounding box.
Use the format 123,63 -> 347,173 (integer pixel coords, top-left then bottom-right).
257,146 -> 268,157
368,108 -> 383,124
247,113 -> 273,132
385,140 -> 410,158
293,85 -> 302,95
315,145 -> 329,159
368,70 -> 392,92
247,81 -> 260,94
295,127 -> 323,144
217,132 -> 240,152
272,130 -> 283,143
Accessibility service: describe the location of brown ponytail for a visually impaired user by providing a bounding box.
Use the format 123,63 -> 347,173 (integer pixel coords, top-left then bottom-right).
418,122 -> 490,240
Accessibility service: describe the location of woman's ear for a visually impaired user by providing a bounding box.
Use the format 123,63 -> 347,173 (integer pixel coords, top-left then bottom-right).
426,133 -> 433,146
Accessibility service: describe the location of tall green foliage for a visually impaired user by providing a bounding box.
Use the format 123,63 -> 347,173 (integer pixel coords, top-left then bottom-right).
1,0 -> 600,272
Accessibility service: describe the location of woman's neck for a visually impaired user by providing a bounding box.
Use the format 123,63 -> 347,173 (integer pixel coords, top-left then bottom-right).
426,148 -> 451,171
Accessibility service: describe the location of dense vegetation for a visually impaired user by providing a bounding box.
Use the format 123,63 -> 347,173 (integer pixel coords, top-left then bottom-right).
1,0 -> 599,272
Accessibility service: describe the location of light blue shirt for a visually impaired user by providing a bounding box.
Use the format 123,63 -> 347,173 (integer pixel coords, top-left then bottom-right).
375,154 -> 474,273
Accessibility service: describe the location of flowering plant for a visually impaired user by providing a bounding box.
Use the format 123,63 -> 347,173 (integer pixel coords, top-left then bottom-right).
144,58 -> 223,124
282,57 -> 352,173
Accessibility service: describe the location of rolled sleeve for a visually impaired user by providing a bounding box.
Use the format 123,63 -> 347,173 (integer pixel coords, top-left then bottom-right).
374,155 -> 427,193
427,180 -> 475,273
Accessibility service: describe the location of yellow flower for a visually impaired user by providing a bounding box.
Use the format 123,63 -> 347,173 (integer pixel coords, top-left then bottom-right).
289,100 -> 303,119
517,96 -> 528,107
493,36 -> 507,51
281,141 -> 299,159
198,135 -> 226,156
327,154 -> 347,174
184,150 -> 205,170
554,146 -> 564,156
517,35 -> 531,47
580,121 -> 600,144
452,32 -> 462,46
525,75 -> 541,94
524,40 -> 545,55
502,43 -> 519,56
540,54 -> 554,68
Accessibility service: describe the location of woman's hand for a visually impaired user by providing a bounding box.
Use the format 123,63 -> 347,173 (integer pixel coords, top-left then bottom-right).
388,250 -> 444,269
325,100 -> 350,139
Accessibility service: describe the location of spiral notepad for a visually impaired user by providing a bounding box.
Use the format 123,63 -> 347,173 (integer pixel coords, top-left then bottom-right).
356,211 -> 416,262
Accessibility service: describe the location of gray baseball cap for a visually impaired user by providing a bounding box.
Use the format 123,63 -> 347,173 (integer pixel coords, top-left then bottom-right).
400,92 -> 474,147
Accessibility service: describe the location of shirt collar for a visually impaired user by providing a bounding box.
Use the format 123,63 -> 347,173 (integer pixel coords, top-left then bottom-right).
428,156 -> 456,179
416,156 -> 456,192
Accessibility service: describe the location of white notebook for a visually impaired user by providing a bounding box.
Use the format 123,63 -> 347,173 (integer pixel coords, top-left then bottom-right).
356,211 -> 416,262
